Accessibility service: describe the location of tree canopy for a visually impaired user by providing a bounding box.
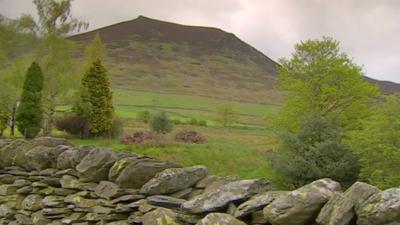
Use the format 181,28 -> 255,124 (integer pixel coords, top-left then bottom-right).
348,95 -> 400,189
275,37 -> 379,132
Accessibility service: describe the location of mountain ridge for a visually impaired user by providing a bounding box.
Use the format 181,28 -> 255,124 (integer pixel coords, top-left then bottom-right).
70,16 -> 400,101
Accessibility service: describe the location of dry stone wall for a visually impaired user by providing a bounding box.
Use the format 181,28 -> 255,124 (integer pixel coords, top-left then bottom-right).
0,137 -> 399,225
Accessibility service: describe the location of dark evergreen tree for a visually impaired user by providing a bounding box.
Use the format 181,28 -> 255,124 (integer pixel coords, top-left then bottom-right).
16,62 -> 44,138
270,115 -> 359,188
82,59 -> 114,135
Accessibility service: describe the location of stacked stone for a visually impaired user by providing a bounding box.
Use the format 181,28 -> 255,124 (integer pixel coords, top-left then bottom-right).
0,137 -> 399,225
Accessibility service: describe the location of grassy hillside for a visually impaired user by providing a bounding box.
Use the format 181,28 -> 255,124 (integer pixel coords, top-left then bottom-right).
70,16 -> 281,104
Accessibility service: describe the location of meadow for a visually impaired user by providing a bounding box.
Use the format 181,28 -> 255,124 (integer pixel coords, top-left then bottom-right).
69,88 -> 285,187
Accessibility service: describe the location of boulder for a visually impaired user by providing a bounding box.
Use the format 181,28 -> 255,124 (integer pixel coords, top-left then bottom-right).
183,179 -> 271,214
263,178 -> 341,225
10,137 -> 69,169
141,207 -> 181,225
0,204 -> 16,219
21,194 -> 43,211
0,139 -> 29,167
196,213 -> 247,225
356,188 -> 400,225
76,147 -> 118,182
140,165 -> 208,195
23,145 -> 69,170
234,191 -> 288,218
108,156 -> 140,181
316,182 -> 380,225
56,149 -> 74,170
95,181 -> 120,200
113,158 -> 181,189
70,146 -> 93,168
147,195 -> 186,208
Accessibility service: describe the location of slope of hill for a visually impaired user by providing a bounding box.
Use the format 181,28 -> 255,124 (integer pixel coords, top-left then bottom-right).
70,16 -> 400,104
70,16 -> 280,104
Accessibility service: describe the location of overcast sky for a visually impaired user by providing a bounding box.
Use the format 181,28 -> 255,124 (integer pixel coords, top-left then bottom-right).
1,0 -> 399,82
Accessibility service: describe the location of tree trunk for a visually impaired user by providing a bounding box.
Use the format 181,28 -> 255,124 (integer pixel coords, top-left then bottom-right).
10,103 -> 16,137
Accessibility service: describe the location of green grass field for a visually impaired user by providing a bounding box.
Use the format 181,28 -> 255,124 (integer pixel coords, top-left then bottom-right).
66,88 -> 285,187
71,124 -> 284,187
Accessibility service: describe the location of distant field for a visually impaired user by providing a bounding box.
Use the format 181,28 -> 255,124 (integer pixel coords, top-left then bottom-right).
113,88 -> 280,127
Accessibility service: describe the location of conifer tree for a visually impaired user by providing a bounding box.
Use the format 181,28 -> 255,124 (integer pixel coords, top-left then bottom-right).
16,61 -> 44,138
82,59 -> 114,135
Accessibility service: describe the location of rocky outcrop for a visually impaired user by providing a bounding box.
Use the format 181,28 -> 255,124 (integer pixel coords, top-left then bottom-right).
0,138 -> 399,225
263,178 -> 342,225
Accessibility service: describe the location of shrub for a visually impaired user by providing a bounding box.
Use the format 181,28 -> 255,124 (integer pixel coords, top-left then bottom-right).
189,118 -> 198,125
175,130 -> 207,144
55,115 -> 90,138
270,115 -> 359,188
198,120 -> 207,127
137,110 -> 151,123
149,111 -> 173,134
216,104 -> 238,127
172,119 -> 182,125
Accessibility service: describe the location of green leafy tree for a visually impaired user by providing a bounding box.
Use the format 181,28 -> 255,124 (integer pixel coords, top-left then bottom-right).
82,59 -> 114,135
270,115 -> 359,188
16,62 -> 44,138
83,33 -> 106,69
32,0 -> 88,135
275,37 -> 379,132
216,104 -> 238,127
150,111 -> 173,134
348,95 -> 400,189
0,15 -> 37,136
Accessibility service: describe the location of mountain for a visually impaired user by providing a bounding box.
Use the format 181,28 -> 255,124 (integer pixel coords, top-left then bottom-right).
70,16 -> 400,103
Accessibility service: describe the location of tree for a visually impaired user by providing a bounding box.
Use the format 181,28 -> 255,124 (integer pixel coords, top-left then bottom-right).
275,37 -> 379,132
16,62 -> 44,138
216,104 -> 238,127
73,33 -> 106,117
348,95 -> 400,189
150,111 -> 173,134
0,15 -> 37,136
82,59 -> 114,135
32,0 -> 88,135
270,115 -> 359,188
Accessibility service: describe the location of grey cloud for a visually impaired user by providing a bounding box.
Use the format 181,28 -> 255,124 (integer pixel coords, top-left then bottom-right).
0,0 -> 399,82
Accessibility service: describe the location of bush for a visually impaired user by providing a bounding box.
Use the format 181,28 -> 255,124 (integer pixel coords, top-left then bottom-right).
270,115 -> 359,188
55,115 -> 90,138
137,110 -> 151,123
175,130 -> 207,144
189,118 -> 198,125
171,119 -> 182,125
198,120 -> 207,127
149,112 -> 173,134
